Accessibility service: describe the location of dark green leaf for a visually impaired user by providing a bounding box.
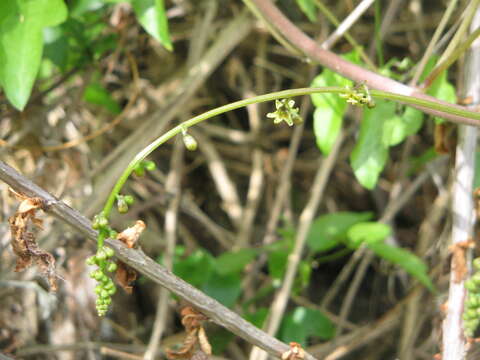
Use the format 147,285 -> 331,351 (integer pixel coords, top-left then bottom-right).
307,211 -> 373,252
368,242 -> 435,291
244,307 -> 269,328
350,100 -> 393,189
203,271 -> 242,308
83,82 -> 121,114
173,249 -> 215,288
279,307 -> 335,346
43,26 -> 69,70
215,248 -> 257,275
132,0 -> 173,51
295,0 -> 316,22
346,221 -> 391,248
0,0 -> 68,110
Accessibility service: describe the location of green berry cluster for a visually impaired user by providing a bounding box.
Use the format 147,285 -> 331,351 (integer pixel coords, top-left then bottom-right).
133,160 -> 156,177
90,213 -> 119,316
339,83 -> 375,108
266,99 -> 303,127
116,194 -> 134,214
86,246 -> 118,316
463,258 -> 480,337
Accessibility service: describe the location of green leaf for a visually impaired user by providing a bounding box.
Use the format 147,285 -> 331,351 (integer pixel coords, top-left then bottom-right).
244,307 -> 269,328
350,100 -> 393,189
43,26 -> 69,70
132,0 -> 173,51
295,0 -> 316,22
382,107 -> 424,147
69,0 -> 104,17
279,307 -> 335,346
346,221 -> 391,248
173,249 -> 215,288
368,242 -> 435,291
83,82 -> 121,114
215,248 -> 257,275
427,70 -> 456,124
203,271 -> 242,308
310,57 -> 353,154
0,0 -> 68,110
307,211 -> 373,252
268,248 -> 290,280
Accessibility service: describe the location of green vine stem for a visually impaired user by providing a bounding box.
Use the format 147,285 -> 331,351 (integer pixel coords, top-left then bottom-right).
101,86 -> 480,225
90,85 -> 480,314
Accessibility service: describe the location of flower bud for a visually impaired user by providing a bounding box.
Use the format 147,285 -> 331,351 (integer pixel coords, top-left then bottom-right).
183,134 -> 198,151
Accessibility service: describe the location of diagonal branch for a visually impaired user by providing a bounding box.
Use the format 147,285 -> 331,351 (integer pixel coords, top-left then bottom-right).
0,161 -> 317,360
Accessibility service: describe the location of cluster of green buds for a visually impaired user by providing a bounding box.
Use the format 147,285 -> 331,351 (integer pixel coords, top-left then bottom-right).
116,194 -> 134,214
86,246 -> 117,316
463,257 -> 480,337
90,212 -> 118,316
133,160 -> 156,177
181,128 -> 198,151
266,99 -> 303,127
339,82 -> 375,108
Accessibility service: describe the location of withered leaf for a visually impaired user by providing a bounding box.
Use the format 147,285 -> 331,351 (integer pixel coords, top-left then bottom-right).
166,307 -> 211,360
8,190 -> 57,291
117,220 -> 145,248
115,261 -> 137,294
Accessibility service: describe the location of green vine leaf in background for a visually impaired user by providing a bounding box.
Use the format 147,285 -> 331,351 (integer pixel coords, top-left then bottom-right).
306,211 -> 373,252
0,0 -> 68,110
279,306 -> 335,346
350,100 -> 392,189
131,0 -> 173,51
310,51 -> 358,154
295,0 -> 317,22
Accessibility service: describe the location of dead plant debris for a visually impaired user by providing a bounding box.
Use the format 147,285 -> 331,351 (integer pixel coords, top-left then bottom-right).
449,238 -> 475,283
8,188 -> 57,291
166,306 -> 212,359
281,342 -> 305,360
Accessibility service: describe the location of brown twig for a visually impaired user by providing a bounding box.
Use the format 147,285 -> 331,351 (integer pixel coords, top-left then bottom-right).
0,160 -> 318,360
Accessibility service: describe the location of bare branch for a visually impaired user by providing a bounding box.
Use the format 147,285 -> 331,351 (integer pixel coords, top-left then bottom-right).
0,161 -> 318,360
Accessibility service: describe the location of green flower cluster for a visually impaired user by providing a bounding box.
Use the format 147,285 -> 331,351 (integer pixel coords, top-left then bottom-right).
86,246 -> 118,316
463,258 -> 480,337
339,83 -> 375,108
133,160 -> 156,177
266,99 -> 303,127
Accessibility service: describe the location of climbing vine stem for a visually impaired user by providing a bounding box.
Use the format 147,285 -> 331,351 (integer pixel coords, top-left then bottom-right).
90,85 -> 480,316
101,85 -> 480,223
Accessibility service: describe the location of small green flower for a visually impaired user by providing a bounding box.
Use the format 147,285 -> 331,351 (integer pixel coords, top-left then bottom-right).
339,83 -> 375,108
267,99 -> 303,127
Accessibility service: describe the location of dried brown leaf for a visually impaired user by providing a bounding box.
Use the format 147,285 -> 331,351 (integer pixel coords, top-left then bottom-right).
281,342 -> 305,360
115,261 -> 137,294
197,327 -> 211,355
8,190 -> 57,291
166,330 -> 198,359
117,220 -> 146,248
449,238 -> 475,283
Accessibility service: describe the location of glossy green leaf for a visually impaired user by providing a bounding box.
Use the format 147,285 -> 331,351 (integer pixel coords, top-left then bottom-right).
0,0 -> 68,110
279,307 -> 335,346
295,0 -> 316,22
350,100 -> 394,189
268,248 -> 290,280
346,221 -> 391,248
69,0 -> 104,17
368,242 -> 435,291
307,211 -> 373,252
310,51 -> 358,154
83,82 -> 121,114
132,0 -> 172,51
215,248 -> 257,275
